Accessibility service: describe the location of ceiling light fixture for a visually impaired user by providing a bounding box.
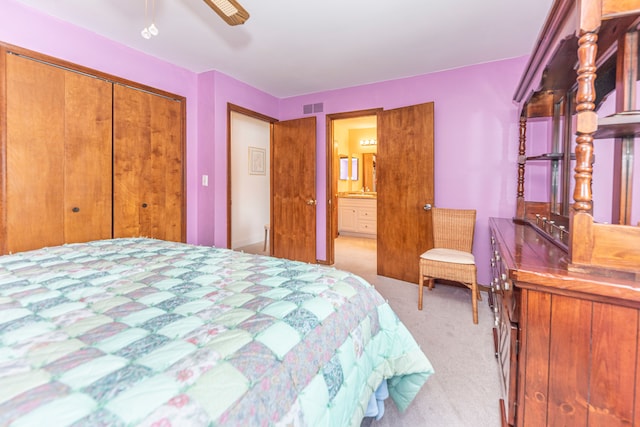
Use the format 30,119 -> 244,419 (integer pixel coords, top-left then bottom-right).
202,0 -> 250,26
360,139 -> 377,146
141,0 -> 159,39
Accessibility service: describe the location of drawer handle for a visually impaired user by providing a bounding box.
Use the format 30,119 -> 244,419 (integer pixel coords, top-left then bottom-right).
72,207 -> 80,213
142,203 -> 148,208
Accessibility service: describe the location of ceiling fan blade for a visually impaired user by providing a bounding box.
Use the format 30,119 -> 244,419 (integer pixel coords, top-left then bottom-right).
202,0 -> 250,26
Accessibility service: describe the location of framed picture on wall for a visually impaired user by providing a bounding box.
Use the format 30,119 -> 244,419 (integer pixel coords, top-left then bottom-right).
249,146 -> 266,175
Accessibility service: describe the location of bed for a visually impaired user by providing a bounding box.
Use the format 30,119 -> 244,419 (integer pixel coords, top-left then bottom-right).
0,238 -> 433,426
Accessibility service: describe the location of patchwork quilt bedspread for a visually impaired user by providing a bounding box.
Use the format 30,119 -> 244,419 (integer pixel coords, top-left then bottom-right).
0,238 -> 433,426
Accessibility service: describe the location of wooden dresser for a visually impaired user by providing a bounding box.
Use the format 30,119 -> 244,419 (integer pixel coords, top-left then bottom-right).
491,1 -> 640,425
490,217 -> 640,426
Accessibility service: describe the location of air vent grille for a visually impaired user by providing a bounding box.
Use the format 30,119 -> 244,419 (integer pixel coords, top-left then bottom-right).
303,102 -> 324,114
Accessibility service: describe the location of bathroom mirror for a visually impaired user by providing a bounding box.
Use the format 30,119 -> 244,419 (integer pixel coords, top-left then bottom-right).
363,153 -> 376,191
339,156 -> 358,180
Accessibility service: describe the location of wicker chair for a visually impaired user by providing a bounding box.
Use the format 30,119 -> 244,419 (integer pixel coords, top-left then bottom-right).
418,208 -> 479,324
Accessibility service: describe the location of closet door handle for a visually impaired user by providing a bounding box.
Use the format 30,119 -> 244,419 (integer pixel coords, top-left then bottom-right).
72,207 -> 80,213
141,203 -> 148,208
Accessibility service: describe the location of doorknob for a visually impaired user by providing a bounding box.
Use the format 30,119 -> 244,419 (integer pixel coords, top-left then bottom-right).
306,199 -> 317,205
423,203 -> 432,211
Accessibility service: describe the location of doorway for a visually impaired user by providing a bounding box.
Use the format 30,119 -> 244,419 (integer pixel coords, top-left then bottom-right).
327,109 -> 380,265
227,104 -> 317,263
227,105 -> 275,252
228,111 -> 271,253
326,103 -> 435,283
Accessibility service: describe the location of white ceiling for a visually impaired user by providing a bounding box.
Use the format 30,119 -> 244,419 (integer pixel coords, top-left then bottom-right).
12,0 -> 555,98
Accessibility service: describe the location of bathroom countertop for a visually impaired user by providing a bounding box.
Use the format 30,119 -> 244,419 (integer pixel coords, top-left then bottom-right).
337,192 -> 377,199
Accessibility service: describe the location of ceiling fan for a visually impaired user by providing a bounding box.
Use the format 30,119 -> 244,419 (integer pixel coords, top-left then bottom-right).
202,0 -> 250,26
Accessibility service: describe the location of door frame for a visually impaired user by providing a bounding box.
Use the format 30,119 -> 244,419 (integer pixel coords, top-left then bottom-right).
325,108 -> 382,265
226,103 -> 277,249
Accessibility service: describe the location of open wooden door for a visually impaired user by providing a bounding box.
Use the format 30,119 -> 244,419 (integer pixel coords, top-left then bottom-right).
272,117 -> 317,263
377,102 -> 435,283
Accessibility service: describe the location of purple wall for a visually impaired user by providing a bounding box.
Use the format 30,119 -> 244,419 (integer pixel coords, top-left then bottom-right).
1,0 -> 280,247
0,0 -> 527,285
11,0 -> 625,287
207,72 -> 279,247
1,0 -> 201,244
280,59 -> 528,284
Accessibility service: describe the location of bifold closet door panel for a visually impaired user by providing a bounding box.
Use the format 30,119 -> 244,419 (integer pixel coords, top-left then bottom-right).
63,71 -> 113,244
5,54 -> 113,254
113,84 -> 184,242
6,54 -> 65,253
150,93 -> 184,242
112,84 -> 149,239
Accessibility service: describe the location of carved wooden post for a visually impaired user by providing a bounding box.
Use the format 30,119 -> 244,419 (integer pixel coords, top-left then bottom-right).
573,31 -> 598,214
516,115 -> 527,219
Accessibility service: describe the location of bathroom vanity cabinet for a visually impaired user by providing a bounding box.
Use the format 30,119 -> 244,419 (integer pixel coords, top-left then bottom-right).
337,197 -> 377,237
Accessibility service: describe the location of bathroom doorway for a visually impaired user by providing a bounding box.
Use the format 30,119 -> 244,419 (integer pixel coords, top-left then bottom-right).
327,110 -> 380,265
326,103 -> 434,283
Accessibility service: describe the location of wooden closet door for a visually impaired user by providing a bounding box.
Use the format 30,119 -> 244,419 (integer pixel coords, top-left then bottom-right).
6,54 -> 65,253
5,54 -> 112,253
113,84 -> 184,242
64,71 -> 113,244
